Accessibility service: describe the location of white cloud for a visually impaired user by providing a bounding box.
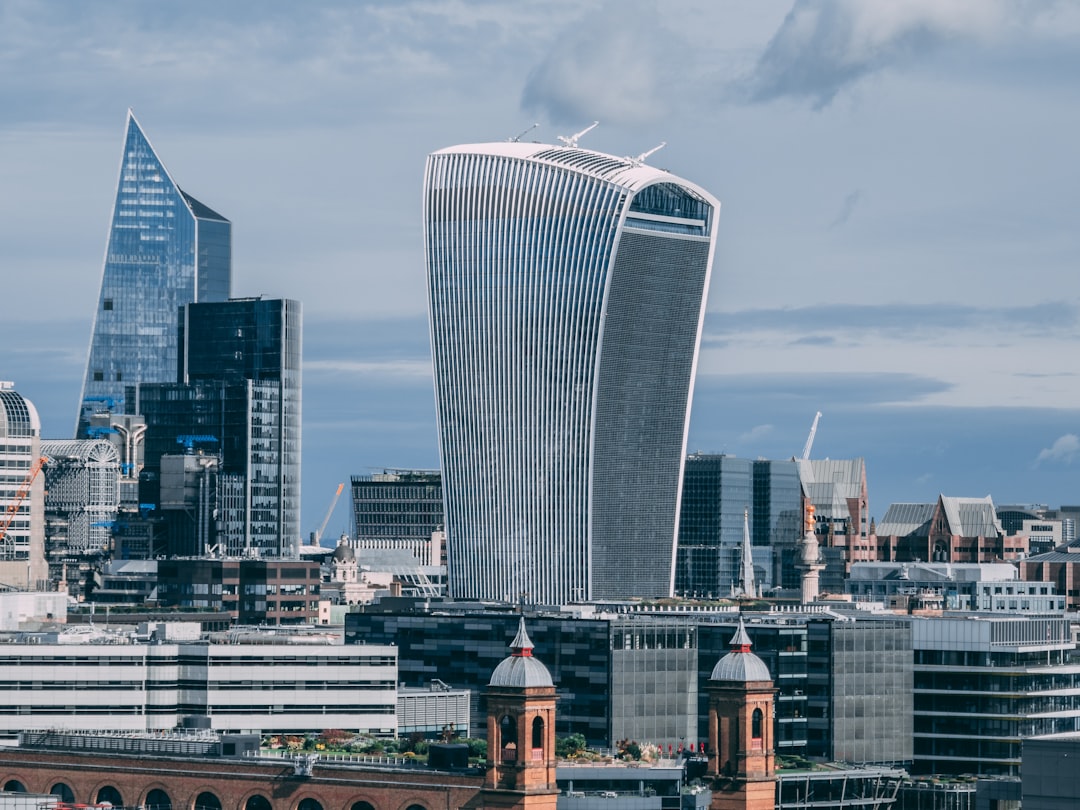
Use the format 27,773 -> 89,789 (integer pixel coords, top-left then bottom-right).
1036,434 -> 1080,464
521,3 -> 677,125
739,424 -> 775,442
743,0 -> 1049,108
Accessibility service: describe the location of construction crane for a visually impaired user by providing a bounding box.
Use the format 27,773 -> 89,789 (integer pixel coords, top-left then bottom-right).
801,412 -> 822,461
312,482 -> 345,546
0,456 -> 48,544
557,121 -> 598,149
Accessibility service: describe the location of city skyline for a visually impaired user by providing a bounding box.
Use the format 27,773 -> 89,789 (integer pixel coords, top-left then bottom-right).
2,2 -> 1079,534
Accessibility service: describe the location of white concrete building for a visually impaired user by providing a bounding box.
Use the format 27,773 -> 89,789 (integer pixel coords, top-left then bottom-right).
0,383 -> 47,589
0,627 -> 397,738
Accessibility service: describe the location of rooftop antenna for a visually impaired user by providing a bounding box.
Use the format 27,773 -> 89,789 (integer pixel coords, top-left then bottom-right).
628,142 -> 666,167
558,121 -> 599,148
509,123 -> 540,143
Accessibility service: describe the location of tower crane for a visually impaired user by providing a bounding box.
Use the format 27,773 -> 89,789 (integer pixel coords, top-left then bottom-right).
801,412 -> 822,461
0,456 -> 48,544
557,121 -> 599,149
312,482 -> 345,546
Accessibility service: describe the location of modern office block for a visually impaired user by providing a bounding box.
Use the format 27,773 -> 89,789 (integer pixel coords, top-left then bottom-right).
0,383 -> 47,589
911,615 -> 1079,776
806,619 -> 913,766
0,631 -> 395,737
351,470 -> 443,547
676,455 -> 802,597
130,297 -> 301,558
346,600 -> 905,761
77,111 -> 230,436
425,142 -> 719,604
156,557 -> 321,625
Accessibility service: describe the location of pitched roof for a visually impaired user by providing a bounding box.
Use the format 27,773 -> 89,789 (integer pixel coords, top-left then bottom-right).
876,503 -> 935,537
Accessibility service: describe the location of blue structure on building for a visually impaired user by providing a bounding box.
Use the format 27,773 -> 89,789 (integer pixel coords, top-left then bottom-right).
77,111 -> 231,437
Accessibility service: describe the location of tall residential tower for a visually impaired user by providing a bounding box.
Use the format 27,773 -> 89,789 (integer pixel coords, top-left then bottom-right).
424,141 -> 719,604
76,111 -> 231,437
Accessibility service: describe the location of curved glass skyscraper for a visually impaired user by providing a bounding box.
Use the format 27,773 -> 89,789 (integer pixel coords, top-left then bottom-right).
424,142 -> 719,604
76,111 -> 231,437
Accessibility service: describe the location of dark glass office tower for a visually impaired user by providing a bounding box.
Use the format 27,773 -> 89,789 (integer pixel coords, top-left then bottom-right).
132,298 -> 301,558
77,111 -> 231,437
675,455 -> 803,597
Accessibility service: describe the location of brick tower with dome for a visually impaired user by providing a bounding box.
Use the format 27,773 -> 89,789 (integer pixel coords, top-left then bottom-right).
480,617 -> 559,810
706,616 -> 777,810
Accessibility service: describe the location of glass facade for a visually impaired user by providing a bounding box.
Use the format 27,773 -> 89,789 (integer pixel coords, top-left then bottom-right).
676,456 -> 802,597
911,615 -> 1079,777
350,471 -> 443,542
130,298 -> 300,558
77,111 -> 230,437
424,143 -> 718,604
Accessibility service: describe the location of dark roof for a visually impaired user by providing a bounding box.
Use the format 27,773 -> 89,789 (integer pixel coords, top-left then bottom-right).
180,189 -> 230,223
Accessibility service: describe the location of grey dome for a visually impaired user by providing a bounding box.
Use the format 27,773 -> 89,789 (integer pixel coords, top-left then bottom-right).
489,655 -> 554,688
710,650 -> 772,683
709,617 -> 772,683
488,617 -> 554,688
331,543 -> 356,563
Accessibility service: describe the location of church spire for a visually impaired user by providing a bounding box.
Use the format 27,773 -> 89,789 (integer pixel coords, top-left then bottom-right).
737,508 -> 757,598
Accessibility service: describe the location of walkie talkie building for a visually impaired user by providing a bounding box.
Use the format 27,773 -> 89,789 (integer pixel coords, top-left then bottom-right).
424,141 -> 719,604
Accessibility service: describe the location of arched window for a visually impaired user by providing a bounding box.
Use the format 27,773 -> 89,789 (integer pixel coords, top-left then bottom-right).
50,784 -> 75,803
3,780 -> 26,793
194,792 -> 222,810
752,708 -> 763,740
500,714 -> 518,763
350,803 -> 375,810
298,799 -> 323,810
145,788 -> 172,810
97,786 -> 124,806
246,796 -> 272,810
531,716 -> 545,753
405,805 -> 428,810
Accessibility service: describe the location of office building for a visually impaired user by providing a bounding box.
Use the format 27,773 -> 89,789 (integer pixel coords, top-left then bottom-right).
0,627 -> 395,737
346,600 -> 910,764
848,562 -> 1066,614
131,297 -> 301,558
1021,543 -> 1080,611
77,111 -> 230,436
676,455 -> 802,597
157,557 -> 320,625
40,440 -> 120,577
425,141 -> 719,604
911,614 -> 1079,776
806,618 -> 913,766
0,383 -> 47,589
351,469 -> 443,548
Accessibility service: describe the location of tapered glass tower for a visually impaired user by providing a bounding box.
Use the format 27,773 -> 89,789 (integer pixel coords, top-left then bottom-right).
425,142 -> 719,604
76,111 -> 231,437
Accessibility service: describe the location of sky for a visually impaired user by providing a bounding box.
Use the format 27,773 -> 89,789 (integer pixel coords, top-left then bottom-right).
1,0 -> 1079,537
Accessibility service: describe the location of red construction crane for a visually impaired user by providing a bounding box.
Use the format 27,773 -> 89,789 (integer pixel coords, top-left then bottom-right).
0,455 -> 48,543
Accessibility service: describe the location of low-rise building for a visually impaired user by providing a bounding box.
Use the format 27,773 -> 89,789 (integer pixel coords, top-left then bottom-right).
0,625 -> 396,737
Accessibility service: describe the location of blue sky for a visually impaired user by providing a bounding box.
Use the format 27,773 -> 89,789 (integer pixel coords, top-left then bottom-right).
1,0 -> 1079,534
